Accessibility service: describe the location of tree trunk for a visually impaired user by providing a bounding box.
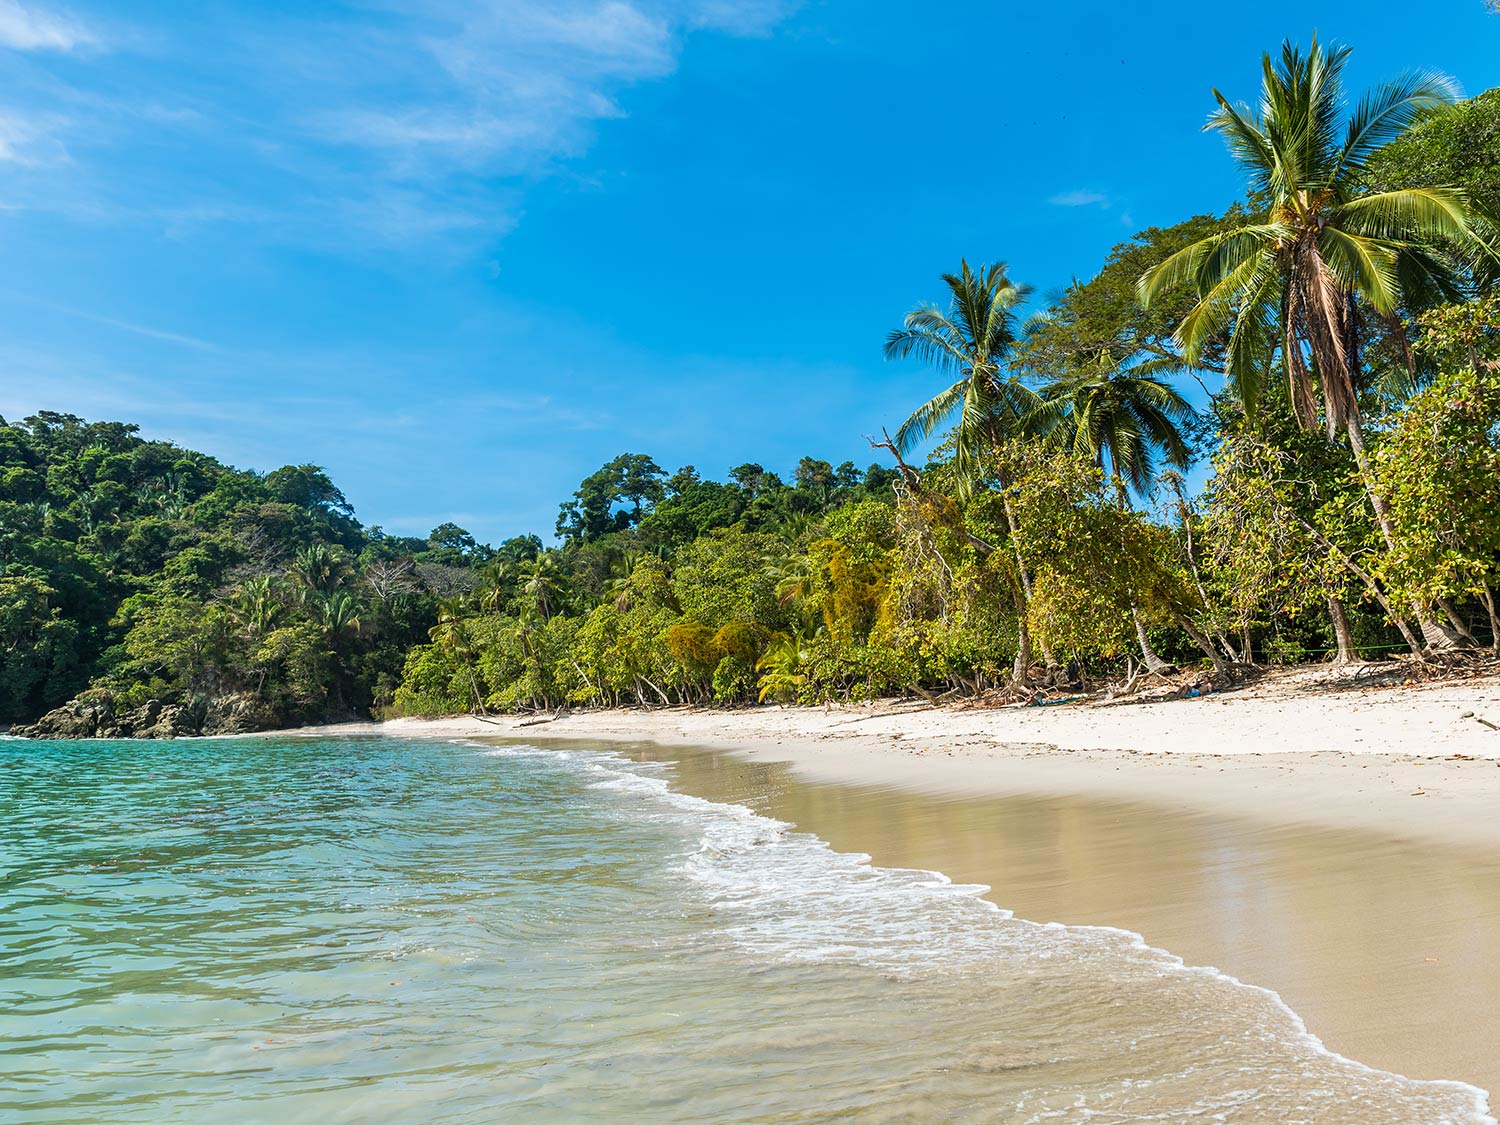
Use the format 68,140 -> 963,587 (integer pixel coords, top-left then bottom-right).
1291,512 -> 1425,657
1436,597 -> 1480,645
1131,603 -> 1174,673
1177,613 -> 1231,685
1110,480 -> 1174,675
1479,584 -> 1500,655
999,486 -> 1058,672
1008,567 -> 1033,688
1326,594 -> 1358,664
1345,415 -> 1465,651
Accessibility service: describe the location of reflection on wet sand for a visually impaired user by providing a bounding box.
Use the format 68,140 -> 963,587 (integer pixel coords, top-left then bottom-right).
649,741 -> 1500,1096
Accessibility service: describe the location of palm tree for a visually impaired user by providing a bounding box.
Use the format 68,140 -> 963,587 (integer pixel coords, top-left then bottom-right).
234,575 -> 285,638
884,260 -> 1042,486
756,629 -> 813,703
313,590 -> 364,644
1139,36 -> 1476,438
1044,353 -> 1197,672
429,598 -> 485,713
883,259 -> 1055,684
1044,353 -> 1195,498
519,553 -> 564,621
289,544 -> 348,598
1137,37 -> 1488,647
477,560 -> 517,615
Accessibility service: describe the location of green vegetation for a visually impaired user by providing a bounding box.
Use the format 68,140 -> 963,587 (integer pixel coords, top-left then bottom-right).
6,36 -> 1499,735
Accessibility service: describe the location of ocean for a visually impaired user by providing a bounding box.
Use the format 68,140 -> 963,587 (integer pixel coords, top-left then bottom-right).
1,735 -> 1491,1123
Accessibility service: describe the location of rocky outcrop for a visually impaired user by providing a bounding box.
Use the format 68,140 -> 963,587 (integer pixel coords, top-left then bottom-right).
15,690 -> 284,739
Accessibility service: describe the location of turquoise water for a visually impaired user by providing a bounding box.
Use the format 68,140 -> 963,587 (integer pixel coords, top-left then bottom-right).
1,735 -> 1492,1124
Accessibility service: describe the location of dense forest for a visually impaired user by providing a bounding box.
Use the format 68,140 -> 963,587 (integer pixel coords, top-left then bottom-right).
7,40 -> 1500,737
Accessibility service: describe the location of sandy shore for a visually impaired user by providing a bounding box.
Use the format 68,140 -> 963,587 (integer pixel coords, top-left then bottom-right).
298,663 -> 1500,1100
323,663 -> 1500,849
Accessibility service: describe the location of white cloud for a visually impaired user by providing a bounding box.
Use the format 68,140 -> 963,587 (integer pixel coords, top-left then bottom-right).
1049,189 -> 1109,207
54,307 -> 222,351
0,0 -> 798,250
0,109 -> 67,164
0,0 -> 95,52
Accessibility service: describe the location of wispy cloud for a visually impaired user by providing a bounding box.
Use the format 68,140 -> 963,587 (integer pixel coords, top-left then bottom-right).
1049,189 -> 1109,208
0,0 -> 96,52
0,1 -> 798,251
55,306 -> 222,351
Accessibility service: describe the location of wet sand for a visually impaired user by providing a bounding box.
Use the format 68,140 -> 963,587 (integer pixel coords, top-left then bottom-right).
643,741 -> 1500,1099
299,667 -> 1500,1100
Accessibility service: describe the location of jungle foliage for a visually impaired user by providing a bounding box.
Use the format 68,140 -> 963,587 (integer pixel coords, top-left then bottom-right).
7,39 -> 1499,733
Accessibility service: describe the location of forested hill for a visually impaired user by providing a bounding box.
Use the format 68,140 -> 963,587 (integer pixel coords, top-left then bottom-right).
7,64 -> 1500,737
0,413 -> 897,735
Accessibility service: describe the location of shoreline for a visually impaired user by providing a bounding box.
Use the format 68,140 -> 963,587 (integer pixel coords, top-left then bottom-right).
310,664 -> 1500,849
110,666 -> 1500,1104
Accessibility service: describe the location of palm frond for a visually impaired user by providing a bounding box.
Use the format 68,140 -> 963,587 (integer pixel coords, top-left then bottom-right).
1315,227 -> 1399,314
1334,187 -> 1474,242
892,378 -> 970,453
1337,70 -> 1461,176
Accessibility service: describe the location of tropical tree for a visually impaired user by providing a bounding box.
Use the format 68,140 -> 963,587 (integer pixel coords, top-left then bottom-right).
428,597 -> 485,713
883,260 -> 1042,485
1042,353 -> 1198,670
233,575 -> 285,638
477,559 -> 517,615
1138,36 -> 1489,646
1043,353 -> 1195,497
519,553 -> 565,621
883,260 -> 1057,683
1139,36 -> 1477,434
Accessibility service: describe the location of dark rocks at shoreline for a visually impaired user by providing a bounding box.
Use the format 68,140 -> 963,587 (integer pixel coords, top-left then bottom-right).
14,691 -> 281,740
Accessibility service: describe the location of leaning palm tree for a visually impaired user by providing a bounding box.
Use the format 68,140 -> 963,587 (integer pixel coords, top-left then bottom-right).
1138,36 -> 1488,647
1044,353 -> 1198,672
429,598 -> 485,714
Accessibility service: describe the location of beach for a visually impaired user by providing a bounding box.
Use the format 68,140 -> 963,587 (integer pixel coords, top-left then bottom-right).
327,663 -> 1500,1100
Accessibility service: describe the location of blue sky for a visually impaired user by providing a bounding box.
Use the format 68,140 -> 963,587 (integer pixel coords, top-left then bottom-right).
1,1 -> 1496,543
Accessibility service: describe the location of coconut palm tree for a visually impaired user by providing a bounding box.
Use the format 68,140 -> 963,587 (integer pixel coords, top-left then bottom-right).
1138,36 -> 1490,648
1044,353 -> 1198,672
519,553 -> 564,621
429,598 -> 485,713
477,560 -> 517,615
1044,353 -> 1196,498
884,260 -> 1043,486
883,260 -> 1060,684
1138,36 -> 1478,442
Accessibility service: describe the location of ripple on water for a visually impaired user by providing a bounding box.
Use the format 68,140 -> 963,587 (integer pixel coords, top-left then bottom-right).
0,734 -> 1491,1124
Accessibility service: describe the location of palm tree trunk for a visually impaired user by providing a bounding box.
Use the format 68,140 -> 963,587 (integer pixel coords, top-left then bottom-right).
1326,594 -> 1358,664
1010,577 -> 1032,688
1132,604 -> 1174,673
468,668 -> 486,715
999,485 -> 1058,672
1345,415 -> 1465,651
1111,480 -> 1173,674
1176,613 -> 1230,685
1479,583 -> 1500,655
